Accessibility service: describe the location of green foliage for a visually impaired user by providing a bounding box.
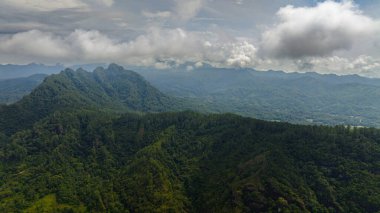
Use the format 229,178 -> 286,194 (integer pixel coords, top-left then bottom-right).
0,64 -> 183,135
1,111 -> 380,212
1,63 -> 380,212
24,194 -> 86,213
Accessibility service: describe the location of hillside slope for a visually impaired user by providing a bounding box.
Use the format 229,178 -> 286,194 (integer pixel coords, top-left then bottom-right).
1,64 -> 380,212
0,64 -> 180,135
1,111 -> 380,212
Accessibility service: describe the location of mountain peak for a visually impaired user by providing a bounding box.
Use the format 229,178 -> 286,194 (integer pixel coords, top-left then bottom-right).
75,67 -> 88,73
108,63 -> 124,70
62,67 -> 75,74
0,65 -> 180,135
94,66 -> 105,72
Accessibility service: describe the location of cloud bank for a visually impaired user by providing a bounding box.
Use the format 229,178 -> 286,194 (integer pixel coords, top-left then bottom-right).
0,0 -> 379,77
0,28 -> 259,69
174,0 -> 203,21
261,1 -> 379,58
1,0 -> 88,11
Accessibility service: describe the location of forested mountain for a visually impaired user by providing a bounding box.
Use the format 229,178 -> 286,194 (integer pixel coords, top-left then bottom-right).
0,64 -> 183,135
1,110 -> 380,212
0,64 -> 106,105
3,63 -> 380,127
0,74 -> 47,104
138,66 -> 380,127
1,63 -> 380,212
0,63 -> 106,80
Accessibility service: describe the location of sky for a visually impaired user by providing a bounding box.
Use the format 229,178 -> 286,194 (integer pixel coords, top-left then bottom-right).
0,0 -> 379,76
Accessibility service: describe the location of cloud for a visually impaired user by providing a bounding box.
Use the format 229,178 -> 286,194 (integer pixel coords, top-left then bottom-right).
67,30 -> 123,60
142,10 -> 172,19
0,28 -> 259,68
7,28 -> 376,76
0,22 -> 48,34
0,30 -> 69,61
204,41 -> 258,67
299,55 -> 380,76
98,0 -> 114,7
0,0 -> 378,77
227,42 -> 257,67
174,0 -> 203,21
250,54 -> 380,77
261,1 -> 379,58
1,0 -> 88,11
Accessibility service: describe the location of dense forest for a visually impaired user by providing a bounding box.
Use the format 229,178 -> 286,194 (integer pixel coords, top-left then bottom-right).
1,64 -> 380,212
0,64 -> 189,135
1,110 -> 380,212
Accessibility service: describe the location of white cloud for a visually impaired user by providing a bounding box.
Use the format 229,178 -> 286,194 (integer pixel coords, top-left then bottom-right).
174,0 -> 203,21
0,22 -> 48,33
261,1 -> 379,58
249,55 -> 380,77
98,0 -> 114,7
67,30 -> 123,60
122,28 -> 202,64
226,42 -> 257,67
0,30 -> 69,60
301,55 -> 380,76
1,0 -> 88,11
0,28 -> 259,68
0,7 -> 377,77
0,28 -> 377,77
0,0 -> 114,12
142,10 -> 172,19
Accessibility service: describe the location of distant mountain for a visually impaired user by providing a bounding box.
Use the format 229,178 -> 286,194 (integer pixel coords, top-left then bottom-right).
1,110 -> 380,212
0,63 -> 108,80
4,63 -> 380,127
0,74 -> 47,104
0,64 -> 182,135
138,67 -> 380,127
1,63 -> 380,212
0,63 -> 64,79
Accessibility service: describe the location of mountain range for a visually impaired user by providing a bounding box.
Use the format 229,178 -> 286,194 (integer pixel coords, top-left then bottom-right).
5,63 -> 380,127
0,63 -> 107,80
1,64 -> 380,212
138,66 -> 380,127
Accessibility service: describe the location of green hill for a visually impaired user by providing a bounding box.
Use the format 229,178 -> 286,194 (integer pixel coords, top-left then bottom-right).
1,110 -> 380,212
1,63 -> 380,212
0,64 -> 182,135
